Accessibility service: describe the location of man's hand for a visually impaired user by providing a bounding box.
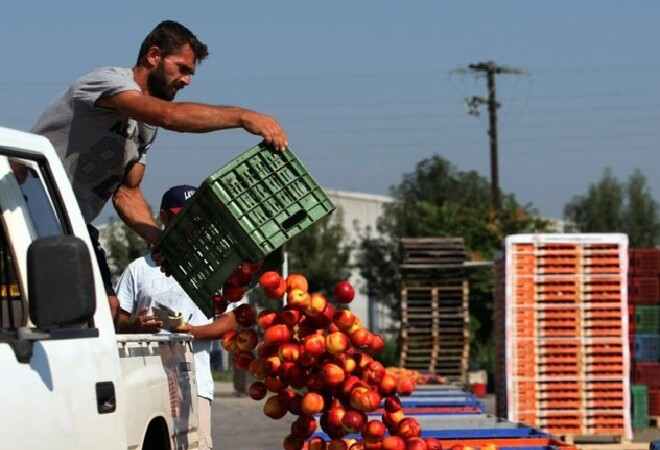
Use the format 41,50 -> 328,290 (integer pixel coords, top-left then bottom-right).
240,111 -> 288,151
132,313 -> 163,333
174,322 -> 193,334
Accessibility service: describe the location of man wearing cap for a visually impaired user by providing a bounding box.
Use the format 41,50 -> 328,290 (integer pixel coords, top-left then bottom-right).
30,20 -> 287,323
115,185 -> 239,450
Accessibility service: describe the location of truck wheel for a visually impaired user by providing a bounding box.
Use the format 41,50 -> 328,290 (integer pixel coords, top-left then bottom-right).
142,417 -> 171,450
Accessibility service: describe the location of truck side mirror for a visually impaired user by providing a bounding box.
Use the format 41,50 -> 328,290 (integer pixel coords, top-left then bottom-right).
27,235 -> 95,329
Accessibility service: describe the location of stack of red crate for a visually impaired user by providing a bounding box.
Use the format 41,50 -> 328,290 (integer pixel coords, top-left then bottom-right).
495,234 -> 632,441
629,248 -> 660,416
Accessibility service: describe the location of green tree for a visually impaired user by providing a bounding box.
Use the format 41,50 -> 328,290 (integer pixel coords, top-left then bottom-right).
564,168 -> 660,247
564,168 -> 625,233
357,155 -> 548,371
377,156 -> 547,260
286,208 -> 352,294
355,229 -> 400,321
624,169 -> 660,247
100,219 -> 149,282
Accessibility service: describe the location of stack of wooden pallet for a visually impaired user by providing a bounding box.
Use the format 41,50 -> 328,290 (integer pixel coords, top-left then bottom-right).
399,238 -> 470,383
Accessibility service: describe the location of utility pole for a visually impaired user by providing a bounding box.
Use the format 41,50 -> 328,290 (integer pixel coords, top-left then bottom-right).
458,61 -> 526,213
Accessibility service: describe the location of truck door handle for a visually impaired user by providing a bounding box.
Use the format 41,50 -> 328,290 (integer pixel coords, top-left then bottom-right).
96,381 -> 116,414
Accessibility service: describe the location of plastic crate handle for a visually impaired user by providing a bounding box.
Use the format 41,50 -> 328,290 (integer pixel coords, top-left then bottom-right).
282,209 -> 308,231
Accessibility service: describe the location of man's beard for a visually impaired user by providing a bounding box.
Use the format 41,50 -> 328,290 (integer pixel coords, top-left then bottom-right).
147,64 -> 176,101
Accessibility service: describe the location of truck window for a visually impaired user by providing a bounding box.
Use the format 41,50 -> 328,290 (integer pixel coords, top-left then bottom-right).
0,155 -> 68,331
0,223 -> 24,330
9,159 -> 64,238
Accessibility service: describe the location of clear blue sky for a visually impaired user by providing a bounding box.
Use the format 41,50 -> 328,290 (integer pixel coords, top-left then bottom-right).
2,1 -> 659,223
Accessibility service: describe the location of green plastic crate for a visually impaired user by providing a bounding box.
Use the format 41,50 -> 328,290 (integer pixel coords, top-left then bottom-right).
635,305 -> 660,334
631,384 -> 649,429
159,144 -> 335,316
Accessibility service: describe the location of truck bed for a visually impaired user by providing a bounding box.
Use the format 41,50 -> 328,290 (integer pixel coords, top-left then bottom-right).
116,333 -> 199,450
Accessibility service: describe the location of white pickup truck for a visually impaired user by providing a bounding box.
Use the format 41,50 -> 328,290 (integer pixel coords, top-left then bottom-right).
0,126 -> 200,450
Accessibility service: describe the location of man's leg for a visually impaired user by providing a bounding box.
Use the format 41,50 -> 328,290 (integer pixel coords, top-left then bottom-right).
86,224 -> 118,323
197,396 -> 213,450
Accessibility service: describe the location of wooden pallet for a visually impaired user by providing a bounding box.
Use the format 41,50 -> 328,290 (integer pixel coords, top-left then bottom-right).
400,238 -> 467,266
399,277 -> 468,288
400,348 -> 468,367
574,443 -> 647,450
399,239 -> 470,383
400,271 -> 468,285
401,284 -> 466,294
557,435 -> 645,450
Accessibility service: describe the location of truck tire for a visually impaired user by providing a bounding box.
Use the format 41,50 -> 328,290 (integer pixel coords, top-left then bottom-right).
142,417 -> 171,450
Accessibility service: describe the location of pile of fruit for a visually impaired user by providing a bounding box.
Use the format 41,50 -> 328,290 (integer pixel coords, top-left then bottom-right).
216,269 -> 468,450
386,368 -> 447,386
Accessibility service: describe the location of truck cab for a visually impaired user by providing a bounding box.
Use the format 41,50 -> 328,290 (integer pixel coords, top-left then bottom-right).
0,126 -> 198,450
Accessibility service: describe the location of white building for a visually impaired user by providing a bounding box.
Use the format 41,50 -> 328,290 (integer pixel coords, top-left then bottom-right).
325,189 -> 395,333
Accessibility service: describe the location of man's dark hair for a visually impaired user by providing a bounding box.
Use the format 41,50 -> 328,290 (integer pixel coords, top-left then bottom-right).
137,20 -> 209,65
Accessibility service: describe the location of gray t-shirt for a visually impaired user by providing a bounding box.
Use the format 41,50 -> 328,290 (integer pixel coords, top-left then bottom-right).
31,67 -> 158,222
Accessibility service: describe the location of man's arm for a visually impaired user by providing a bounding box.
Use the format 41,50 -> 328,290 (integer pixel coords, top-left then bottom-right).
112,162 -> 162,245
117,308 -> 163,333
180,312 -> 237,340
97,91 -> 288,151
116,309 -> 133,332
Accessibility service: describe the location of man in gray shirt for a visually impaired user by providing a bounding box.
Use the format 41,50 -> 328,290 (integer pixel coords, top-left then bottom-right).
31,20 -> 287,323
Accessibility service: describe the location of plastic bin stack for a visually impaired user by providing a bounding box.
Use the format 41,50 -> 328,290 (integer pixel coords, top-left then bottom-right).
399,238 -> 470,383
629,248 -> 660,423
495,234 -> 633,442
631,384 -> 649,430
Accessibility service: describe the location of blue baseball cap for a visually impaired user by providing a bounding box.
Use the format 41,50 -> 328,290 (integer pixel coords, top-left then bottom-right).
160,185 -> 197,213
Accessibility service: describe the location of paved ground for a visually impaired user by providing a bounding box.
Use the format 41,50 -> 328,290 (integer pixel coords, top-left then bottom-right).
211,382 -> 660,450
212,382 -> 295,450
